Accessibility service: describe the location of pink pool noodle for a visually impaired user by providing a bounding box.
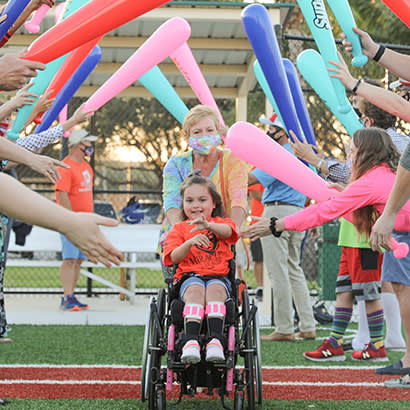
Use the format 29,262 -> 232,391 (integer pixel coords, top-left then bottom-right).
24,4 -> 50,33
82,17 -> 191,113
170,41 -> 225,129
389,237 -> 409,258
226,121 -> 338,202
59,104 -> 69,137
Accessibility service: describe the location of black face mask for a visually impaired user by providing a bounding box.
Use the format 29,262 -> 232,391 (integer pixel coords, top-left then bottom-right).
353,107 -> 362,118
267,130 -> 283,143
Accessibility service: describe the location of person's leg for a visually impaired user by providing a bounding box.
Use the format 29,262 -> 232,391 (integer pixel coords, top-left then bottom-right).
304,247 -> 354,361
286,227 -> 315,335
205,281 -> 228,362
352,300 -> 370,350
351,250 -> 387,361
250,239 -> 263,299
260,207 -> 294,339
391,282 -> 410,367
382,281 -> 406,349
180,278 -> 206,364
60,259 -> 76,297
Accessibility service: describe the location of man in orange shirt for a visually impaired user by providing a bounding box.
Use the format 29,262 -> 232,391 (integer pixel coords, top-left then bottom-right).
55,129 -> 97,311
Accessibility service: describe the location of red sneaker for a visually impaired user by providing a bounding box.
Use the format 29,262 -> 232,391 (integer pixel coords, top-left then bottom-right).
352,343 -> 388,362
303,339 -> 346,362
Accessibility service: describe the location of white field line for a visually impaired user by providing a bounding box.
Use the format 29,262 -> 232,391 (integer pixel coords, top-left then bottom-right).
0,364 -> 382,370
0,379 -> 385,387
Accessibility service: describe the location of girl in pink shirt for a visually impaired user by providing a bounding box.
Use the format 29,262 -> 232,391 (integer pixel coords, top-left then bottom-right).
243,128 -> 410,370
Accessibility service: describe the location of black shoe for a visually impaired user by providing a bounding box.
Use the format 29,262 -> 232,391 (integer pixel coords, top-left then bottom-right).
375,360 -> 410,375
342,341 -> 353,352
0,399 -> 10,406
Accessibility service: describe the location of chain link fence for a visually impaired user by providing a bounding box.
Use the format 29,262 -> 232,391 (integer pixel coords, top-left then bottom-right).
4,34 -> 410,298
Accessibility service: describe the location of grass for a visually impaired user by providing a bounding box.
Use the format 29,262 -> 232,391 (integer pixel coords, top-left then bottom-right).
0,324 -> 403,367
1,324 -> 408,409
3,399 -> 410,409
4,267 -> 261,290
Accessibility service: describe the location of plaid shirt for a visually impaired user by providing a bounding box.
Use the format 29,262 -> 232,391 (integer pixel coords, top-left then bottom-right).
15,125 -> 64,151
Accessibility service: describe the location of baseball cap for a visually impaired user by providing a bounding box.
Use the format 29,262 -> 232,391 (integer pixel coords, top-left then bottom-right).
68,129 -> 98,147
258,113 -> 285,130
389,78 -> 410,90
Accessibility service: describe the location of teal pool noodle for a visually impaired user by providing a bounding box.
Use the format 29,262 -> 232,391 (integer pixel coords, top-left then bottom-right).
326,0 -> 368,67
253,60 -> 286,131
296,0 -> 351,114
139,65 -> 188,124
297,49 -> 362,137
7,0 -> 91,140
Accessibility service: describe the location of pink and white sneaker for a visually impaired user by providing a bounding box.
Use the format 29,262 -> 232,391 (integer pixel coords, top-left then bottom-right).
205,338 -> 225,362
181,339 -> 201,364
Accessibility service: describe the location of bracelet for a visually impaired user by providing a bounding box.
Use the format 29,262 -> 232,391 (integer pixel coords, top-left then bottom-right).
352,79 -> 361,94
269,217 -> 282,238
373,44 -> 385,62
316,158 -> 324,172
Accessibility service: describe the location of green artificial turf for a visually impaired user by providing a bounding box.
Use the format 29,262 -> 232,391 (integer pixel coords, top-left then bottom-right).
4,267 -> 260,290
1,325 -> 408,409
2,399 -> 410,409
0,324 -> 404,366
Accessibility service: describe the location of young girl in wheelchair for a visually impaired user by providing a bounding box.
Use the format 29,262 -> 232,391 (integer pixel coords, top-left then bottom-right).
163,173 -> 238,364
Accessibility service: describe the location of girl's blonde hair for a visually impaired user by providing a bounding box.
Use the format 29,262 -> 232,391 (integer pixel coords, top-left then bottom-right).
351,127 -> 401,236
180,171 -> 225,220
182,105 -> 221,136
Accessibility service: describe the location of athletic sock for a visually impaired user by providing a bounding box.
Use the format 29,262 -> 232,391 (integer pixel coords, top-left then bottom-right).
208,317 -> 224,339
352,300 -> 370,351
328,307 -> 352,348
185,321 -> 201,339
368,309 -> 385,347
382,292 -> 406,348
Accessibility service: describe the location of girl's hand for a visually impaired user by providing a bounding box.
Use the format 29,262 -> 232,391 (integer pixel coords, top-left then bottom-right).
327,51 -> 357,90
11,82 -> 38,109
188,233 -> 210,248
189,214 -> 210,233
34,89 -> 55,114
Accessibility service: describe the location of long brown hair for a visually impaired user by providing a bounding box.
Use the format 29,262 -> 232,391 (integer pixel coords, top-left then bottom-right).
180,172 -> 225,221
351,127 -> 401,236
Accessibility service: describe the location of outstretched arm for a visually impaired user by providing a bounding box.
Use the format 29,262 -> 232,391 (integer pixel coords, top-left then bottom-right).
328,51 -> 410,123
370,163 -> 410,252
0,172 -> 121,266
343,27 -> 410,82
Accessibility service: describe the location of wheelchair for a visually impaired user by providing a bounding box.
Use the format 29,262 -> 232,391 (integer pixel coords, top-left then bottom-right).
141,259 -> 263,409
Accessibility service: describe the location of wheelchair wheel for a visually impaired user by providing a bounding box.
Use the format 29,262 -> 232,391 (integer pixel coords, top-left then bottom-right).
241,290 -> 255,410
157,390 -> 166,410
253,303 -> 263,404
141,288 -> 166,409
234,391 -> 244,410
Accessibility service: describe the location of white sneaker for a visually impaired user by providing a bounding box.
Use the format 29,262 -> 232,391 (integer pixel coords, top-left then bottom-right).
181,340 -> 201,364
205,338 -> 225,362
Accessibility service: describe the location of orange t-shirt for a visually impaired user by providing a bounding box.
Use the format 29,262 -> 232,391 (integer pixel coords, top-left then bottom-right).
248,183 -> 264,225
163,216 -> 238,280
55,157 -> 93,212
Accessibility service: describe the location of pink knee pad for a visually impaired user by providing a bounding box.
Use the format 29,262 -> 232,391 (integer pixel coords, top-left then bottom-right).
205,302 -> 226,318
183,303 -> 205,321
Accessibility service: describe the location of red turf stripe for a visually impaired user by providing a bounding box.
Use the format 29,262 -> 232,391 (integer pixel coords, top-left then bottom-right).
0,367 -> 140,381
2,383 -> 410,400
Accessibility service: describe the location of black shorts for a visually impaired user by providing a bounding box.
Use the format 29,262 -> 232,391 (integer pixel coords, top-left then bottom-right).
250,238 -> 263,263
